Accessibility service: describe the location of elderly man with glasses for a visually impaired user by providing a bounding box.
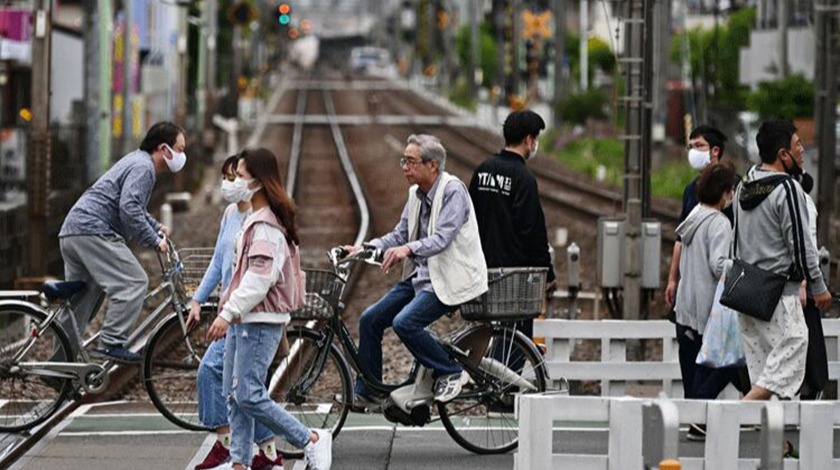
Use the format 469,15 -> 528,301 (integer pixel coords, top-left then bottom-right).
342,134 -> 488,407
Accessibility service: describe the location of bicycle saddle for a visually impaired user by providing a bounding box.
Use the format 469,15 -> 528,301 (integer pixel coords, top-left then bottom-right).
42,280 -> 86,300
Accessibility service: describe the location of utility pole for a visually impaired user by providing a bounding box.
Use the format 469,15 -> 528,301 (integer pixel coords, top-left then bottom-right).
26,0 -> 52,276
814,0 -> 838,250
99,0 -> 113,171
552,0 -> 566,127
619,0 -> 655,323
510,0 -> 520,99
468,0 -> 480,102
493,0 -> 505,106
175,4 -> 189,127
196,0 -> 207,138
205,0 -> 218,142
121,0 -> 133,154
778,0 -> 789,77
83,1 -> 98,183
580,0 -> 588,90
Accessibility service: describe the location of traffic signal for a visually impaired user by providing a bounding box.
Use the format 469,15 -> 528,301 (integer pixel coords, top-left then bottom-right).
278,3 -> 292,25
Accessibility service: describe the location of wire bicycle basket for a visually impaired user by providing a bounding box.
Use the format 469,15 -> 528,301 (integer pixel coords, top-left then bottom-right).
460,267 -> 548,322
178,247 -> 215,297
291,269 -> 346,320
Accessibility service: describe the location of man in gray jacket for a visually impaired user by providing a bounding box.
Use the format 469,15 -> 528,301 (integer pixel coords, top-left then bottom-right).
58,121 -> 187,363
736,120 -> 831,402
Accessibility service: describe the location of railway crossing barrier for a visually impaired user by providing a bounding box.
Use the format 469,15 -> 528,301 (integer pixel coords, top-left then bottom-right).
535,318 -> 840,397
514,395 -> 838,470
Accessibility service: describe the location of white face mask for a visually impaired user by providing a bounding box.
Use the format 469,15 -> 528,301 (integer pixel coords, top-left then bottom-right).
527,140 -> 539,161
687,148 -> 711,170
163,144 -> 187,173
220,179 -> 240,203
230,177 -> 262,202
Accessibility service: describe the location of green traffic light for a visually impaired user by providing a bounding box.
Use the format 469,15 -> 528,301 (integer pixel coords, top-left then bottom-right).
279,14 -> 290,25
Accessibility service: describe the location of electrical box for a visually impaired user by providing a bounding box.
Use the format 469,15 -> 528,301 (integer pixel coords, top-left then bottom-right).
597,218 -> 624,288
641,220 -> 662,289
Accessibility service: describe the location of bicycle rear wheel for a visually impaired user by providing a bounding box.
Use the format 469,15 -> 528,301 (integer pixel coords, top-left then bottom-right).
272,327 -> 351,459
438,325 -> 547,454
143,306 -> 214,432
0,305 -> 73,432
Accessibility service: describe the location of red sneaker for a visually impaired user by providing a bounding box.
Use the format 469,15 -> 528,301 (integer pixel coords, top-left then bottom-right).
251,449 -> 284,470
194,441 -> 230,470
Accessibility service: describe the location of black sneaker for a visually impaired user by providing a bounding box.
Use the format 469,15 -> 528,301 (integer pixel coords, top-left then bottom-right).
686,423 -> 706,441
92,346 -> 142,364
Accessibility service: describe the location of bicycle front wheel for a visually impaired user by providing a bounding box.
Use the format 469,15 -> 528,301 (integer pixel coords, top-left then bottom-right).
143,306 -> 214,432
271,327 -> 351,459
0,305 -> 74,432
438,325 -> 547,454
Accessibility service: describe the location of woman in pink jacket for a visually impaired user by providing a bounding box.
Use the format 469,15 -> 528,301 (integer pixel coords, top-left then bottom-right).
207,148 -> 331,470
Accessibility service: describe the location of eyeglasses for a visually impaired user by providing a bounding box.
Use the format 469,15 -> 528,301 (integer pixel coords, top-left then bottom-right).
399,158 -> 425,168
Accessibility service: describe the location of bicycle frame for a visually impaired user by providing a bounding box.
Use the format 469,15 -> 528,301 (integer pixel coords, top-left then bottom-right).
4,237 -> 196,391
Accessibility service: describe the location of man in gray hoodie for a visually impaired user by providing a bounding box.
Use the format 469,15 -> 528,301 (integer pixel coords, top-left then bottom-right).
736,120 -> 831,402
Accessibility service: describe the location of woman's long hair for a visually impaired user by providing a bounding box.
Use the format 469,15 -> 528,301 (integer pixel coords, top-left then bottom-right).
241,148 -> 300,245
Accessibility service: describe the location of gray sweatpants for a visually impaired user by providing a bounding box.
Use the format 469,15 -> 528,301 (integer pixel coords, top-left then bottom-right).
59,235 -> 148,349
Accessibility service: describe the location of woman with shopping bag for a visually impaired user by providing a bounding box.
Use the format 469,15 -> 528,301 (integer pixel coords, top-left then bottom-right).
674,162 -> 749,441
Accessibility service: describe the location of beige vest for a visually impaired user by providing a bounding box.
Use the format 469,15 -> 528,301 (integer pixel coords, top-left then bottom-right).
402,172 -> 488,306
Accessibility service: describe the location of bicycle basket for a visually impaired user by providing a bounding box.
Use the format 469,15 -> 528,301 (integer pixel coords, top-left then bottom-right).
178,248 -> 215,296
460,267 -> 548,322
291,269 -> 346,320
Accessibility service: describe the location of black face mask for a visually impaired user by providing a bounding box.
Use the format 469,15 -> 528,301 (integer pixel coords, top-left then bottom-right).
782,151 -> 803,177
798,172 -> 814,193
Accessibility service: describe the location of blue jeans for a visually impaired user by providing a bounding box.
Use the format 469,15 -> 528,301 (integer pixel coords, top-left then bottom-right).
196,337 -> 273,443
355,279 -> 461,396
224,323 -> 311,466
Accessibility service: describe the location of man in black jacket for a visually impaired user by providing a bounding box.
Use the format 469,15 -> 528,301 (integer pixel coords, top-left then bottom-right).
469,110 -> 556,340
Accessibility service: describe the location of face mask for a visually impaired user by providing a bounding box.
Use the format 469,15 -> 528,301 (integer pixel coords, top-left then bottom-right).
220,179 -> 240,203
231,177 -> 262,202
163,144 -> 187,173
687,148 -> 711,170
798,172 -> 814,193
527,140 -> 539,161
782,151 -> 803,177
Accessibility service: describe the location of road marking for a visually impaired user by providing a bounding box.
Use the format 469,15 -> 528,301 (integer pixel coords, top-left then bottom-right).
62,430 -> 196,437
7,402 -> 101,470
185,433 -> 217,470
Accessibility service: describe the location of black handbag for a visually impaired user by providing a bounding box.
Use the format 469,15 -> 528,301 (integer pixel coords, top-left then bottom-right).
718,182 -> 789,322
719,259 -> 786,321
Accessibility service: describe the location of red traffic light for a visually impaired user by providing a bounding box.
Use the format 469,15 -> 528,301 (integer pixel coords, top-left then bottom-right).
278,3 -> 291,14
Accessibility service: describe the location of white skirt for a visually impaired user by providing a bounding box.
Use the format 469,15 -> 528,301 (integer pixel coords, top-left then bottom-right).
737,294 -> 808,399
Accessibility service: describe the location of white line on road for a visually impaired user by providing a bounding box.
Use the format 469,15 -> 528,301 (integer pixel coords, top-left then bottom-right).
185,434 -> 217,470
62,430 -> 197,437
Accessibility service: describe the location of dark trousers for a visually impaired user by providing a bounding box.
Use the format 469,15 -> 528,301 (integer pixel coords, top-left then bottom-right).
801,298 -> 828,399
676,323 -> 750,399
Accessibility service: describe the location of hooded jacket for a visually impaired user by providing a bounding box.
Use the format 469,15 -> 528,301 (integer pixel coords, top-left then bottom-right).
674,205 -> 731,333
734,167 -> 827,296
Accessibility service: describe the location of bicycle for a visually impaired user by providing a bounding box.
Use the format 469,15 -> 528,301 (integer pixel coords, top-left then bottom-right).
270,245 -> 550,457
0,236 -> 216,432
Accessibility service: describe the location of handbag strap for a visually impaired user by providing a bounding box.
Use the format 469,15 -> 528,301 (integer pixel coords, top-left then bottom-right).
732,170 -> 798,280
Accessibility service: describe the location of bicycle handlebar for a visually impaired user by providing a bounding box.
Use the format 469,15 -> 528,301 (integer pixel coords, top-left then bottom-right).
327,243 -> 383,270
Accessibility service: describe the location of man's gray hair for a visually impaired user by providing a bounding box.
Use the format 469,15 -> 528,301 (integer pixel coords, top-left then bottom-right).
407,134 -> 446,171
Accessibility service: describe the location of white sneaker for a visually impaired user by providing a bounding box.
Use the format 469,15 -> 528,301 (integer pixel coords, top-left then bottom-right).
216,464 -> 250,470
434,372 -> 470,403
303,429 -> 332,470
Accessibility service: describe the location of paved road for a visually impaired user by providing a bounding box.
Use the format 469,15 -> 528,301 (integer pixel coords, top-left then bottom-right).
7,401 -> 835,470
